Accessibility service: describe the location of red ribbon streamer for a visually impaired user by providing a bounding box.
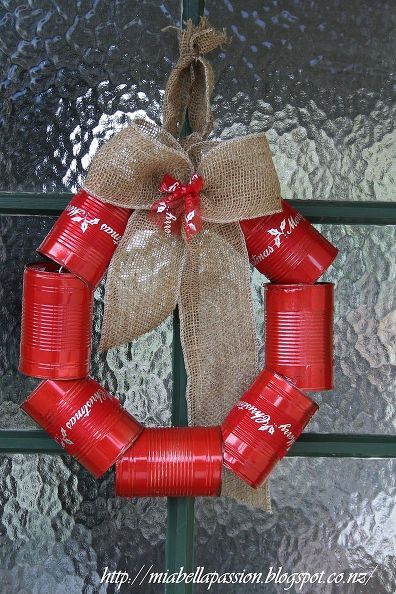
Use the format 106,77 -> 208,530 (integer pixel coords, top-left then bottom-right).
150,174 -> 203,241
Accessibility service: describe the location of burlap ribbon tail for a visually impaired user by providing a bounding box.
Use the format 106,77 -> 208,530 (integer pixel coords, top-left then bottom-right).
83,18 -> 282,510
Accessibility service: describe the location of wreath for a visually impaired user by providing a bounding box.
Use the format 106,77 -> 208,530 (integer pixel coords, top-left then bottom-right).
18,19 -> 337,510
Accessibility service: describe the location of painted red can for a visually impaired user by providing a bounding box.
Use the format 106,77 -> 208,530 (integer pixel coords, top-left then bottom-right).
19,262 -> 92,379
115,427 -> 223,497
38,189 -> 132,289
240,199 -> 338,283
20,378 -> 143,478
222,369 -> 318,488
265,283 -> 334,391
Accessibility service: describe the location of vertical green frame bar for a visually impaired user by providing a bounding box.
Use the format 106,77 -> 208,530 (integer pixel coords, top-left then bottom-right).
165,1 -> 205,592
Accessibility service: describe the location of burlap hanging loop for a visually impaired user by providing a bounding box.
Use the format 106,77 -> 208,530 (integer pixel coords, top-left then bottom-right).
83,18 -> 282,510
162,17 -> 229,139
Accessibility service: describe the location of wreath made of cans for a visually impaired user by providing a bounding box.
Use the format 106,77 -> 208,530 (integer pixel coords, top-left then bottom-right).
18,189 -> 337,498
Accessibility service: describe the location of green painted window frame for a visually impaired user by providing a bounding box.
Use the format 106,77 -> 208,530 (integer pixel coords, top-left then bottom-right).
1,0 -> 395,591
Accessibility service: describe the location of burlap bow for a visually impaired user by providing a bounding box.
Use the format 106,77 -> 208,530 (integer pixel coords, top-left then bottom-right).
84,18 -> 282,510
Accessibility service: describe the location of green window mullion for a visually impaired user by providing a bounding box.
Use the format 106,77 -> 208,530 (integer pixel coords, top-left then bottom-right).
1,193 -> 396,225
1,431 -> 396,457
164,1 -> 205,590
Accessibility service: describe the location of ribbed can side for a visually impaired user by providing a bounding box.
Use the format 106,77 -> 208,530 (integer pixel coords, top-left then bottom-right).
115,427 -> 222,497
19,262 -> 92,379
241,199 -> 338,283
265,284 -> 334,390
38,189 -> 132,288
222,369 -> 319,487
20,377 -> 142,478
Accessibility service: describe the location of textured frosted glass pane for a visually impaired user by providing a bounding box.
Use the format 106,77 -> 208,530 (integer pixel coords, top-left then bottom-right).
0,215 -> 173,429
253,224 -> 396,434
311,224 -> 396,434
206,0 -> 395,202
0,454 -> 166,593
0,0 -> 180,192
195,458 -> 396,594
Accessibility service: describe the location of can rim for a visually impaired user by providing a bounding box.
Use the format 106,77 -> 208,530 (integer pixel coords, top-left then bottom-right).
18,364 -> 90,381
19,378 -> 84,413
263,282 -> 334,289
254,369 -> 319,410
25,261 -> 76,277
35,249 -> 93,287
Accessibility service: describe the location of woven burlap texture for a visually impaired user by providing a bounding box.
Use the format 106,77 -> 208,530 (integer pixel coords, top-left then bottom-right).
162,17 -> 229,139
83,19 -> 282,511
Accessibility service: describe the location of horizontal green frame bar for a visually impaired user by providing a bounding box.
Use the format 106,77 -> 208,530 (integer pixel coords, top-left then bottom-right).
289,433 -> 396,458
0,193 -> 70,215
0,193 -> 395,224
0,430 -> 395,457
295,199 -> 396,225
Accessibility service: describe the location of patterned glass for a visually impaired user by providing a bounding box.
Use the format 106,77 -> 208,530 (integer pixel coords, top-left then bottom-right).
207,0 -> 395,203
0,453 -> 166,593
0,0 -> 180,192
195,458 -> 396,594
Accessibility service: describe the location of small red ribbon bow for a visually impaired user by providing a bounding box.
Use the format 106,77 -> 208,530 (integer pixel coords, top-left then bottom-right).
149,173 -> 203,241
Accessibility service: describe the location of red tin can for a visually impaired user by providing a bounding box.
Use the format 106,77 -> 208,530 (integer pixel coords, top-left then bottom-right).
265,283 -> 334,391
222,368 -> 318,488
240,199 -> 338,283
38,189 -> 132,289
19,262 -> 92,380
115,427 -> 223,497
20,378 -> 143,478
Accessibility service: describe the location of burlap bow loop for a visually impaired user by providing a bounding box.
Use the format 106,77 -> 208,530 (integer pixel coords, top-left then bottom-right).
84,120 -> 281,223
83,18 -> 282,510
162,17 -> 229,139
